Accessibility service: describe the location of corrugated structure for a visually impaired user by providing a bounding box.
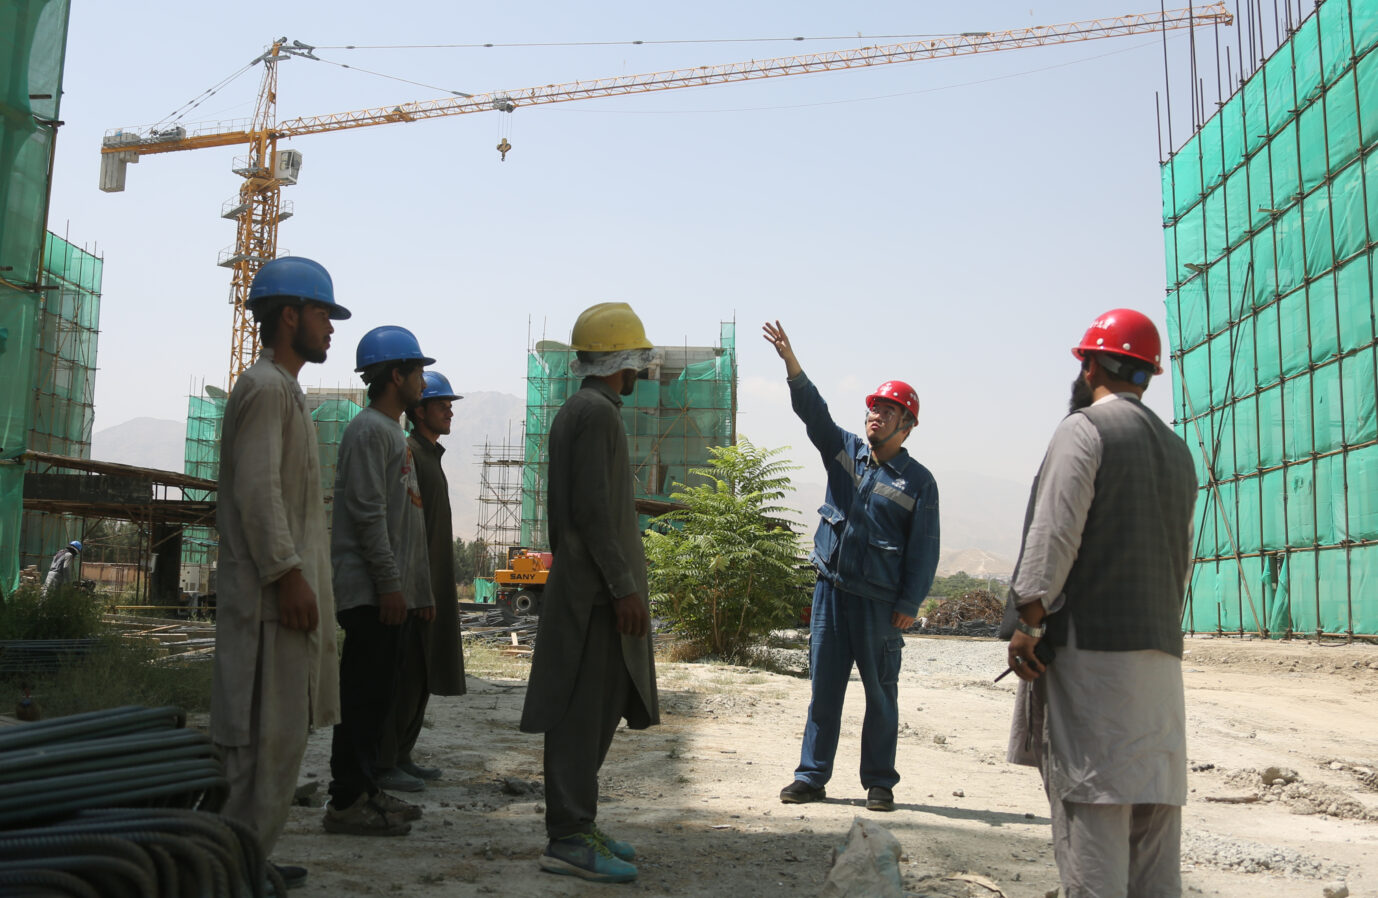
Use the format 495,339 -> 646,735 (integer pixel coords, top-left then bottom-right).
180,385 -> 363,570
1163,0 -> 1378,636
521,322 -> 737,549
18,235 -> 103,573
0,0 -> 73,593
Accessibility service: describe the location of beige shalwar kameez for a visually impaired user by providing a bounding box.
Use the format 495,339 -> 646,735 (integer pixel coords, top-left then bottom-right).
211,349 -> 341,856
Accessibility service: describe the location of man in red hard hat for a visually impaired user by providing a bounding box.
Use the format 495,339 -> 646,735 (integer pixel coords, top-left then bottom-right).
763,321 -> 940,814
1001,308 -> 1197,897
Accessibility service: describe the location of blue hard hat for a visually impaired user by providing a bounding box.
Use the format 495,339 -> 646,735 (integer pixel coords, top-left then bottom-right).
69,540 -> 83,552
418,371 -> 462,403
355,325 -> 435,372
247,256 -> 352,320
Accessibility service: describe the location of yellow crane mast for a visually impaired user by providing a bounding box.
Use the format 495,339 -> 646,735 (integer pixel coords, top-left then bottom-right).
100,4 -> 1231,386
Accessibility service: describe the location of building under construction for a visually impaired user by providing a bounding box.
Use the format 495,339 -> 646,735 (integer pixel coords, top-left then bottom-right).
1164,0 -> 1378,636
180,385 -> 365,583
518,322 -> 737,550
17,235 -> 103,575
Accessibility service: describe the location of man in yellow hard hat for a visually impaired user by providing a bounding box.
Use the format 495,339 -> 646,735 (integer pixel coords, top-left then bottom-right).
520,302 -> 661,884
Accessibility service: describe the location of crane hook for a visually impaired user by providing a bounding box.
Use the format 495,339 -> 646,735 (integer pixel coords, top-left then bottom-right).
496,138 -> 511,162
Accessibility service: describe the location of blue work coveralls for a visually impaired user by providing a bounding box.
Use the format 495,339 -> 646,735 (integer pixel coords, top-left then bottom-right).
788,373 -> 940,791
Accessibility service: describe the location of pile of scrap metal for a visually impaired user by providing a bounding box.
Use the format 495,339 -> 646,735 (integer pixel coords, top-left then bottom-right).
0,705 -> 283,896
915,590 -> 1006,637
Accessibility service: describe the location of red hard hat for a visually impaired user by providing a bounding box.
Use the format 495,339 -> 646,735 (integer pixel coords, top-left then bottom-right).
866,380 -> 920,419
1071,308 -> 1163,374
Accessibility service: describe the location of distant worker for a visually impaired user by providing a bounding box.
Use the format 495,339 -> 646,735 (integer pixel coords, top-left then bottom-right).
211,256 -> 349,891
43,540 -> 82,594
324,325 -> 435,836
375,371 -> 469,793
1002,308 -> 1197,898
520,302 -> 660,884
763,320 -> 940,814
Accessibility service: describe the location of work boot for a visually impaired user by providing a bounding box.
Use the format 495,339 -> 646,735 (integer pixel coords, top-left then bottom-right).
866,786 -> 895,812
592,824 -> 636,861
372,790 -> 423,821
539,832 -> 638,883
322,795 -> 411,836
268,863 -> 307,890
398,757 -> 442,781
376,766 -> 426,793
779,780 -> 826,804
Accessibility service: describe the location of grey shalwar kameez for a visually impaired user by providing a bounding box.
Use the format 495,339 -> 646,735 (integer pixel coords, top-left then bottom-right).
1005,393 -> 1195,898
211,349 -> 341,856
519,377 -> 659,840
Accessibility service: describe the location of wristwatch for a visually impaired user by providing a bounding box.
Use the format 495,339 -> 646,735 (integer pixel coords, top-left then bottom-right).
1014,619 -> 1045,638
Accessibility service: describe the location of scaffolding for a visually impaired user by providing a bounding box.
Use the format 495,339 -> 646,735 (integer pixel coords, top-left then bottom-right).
1162,0 -> 1378,637
521,321 -> 737,549
476,436 -> 524,556
17,234 -> 103,576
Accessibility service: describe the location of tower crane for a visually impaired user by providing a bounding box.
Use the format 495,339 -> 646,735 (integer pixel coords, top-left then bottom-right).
101,3 -> 1231,386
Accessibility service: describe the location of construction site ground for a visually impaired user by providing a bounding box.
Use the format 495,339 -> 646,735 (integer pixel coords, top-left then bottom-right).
267,634 -> 1378,897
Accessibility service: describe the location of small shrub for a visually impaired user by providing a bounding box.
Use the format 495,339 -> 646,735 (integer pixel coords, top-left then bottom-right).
645,440 -> 815,664
0,583 -> 107,640
14,637 -> 213,718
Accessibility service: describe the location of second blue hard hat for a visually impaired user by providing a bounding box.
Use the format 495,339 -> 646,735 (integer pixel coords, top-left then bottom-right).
247,256 -> 352,319
418,371 -> 462,403
355,325 -> 435,372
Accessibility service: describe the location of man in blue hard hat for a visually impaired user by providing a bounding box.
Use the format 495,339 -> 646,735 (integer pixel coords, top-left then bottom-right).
374,371 -> 468,793
42,540 -> 82,594
213,256 -> 349,890
324,325 -> 436,837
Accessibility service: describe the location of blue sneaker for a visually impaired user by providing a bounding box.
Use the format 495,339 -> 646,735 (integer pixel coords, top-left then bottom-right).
592,825 -> 636,861
539,832 -> 638,883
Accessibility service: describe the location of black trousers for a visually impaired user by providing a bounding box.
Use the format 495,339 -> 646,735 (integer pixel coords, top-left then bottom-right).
328,605 -> 404,807
543,604 -> 634,840
380,617 -> 429,769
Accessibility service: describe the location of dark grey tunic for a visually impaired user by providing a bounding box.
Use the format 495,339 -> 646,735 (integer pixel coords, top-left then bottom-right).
520,377 -> 659,733
408,433 -> 466,695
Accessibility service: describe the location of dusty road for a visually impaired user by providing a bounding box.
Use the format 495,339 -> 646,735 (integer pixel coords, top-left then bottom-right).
277,635 -> 1378,897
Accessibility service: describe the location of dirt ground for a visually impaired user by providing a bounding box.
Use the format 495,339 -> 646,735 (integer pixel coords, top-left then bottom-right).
275,635 -> 1378,897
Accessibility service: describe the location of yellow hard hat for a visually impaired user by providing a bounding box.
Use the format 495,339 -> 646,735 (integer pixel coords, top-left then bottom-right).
569,302 -> 653,352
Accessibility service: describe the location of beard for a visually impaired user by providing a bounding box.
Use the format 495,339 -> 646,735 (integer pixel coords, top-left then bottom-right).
619,369 -> 638,396
1068,373 -> 1094,413
292,326 -> 327,364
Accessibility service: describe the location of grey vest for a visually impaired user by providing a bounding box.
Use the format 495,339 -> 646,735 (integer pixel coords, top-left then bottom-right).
1002,397 -> 1197,657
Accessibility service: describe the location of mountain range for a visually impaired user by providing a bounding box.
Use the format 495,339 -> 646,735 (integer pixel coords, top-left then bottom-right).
91,396 -> 1021,578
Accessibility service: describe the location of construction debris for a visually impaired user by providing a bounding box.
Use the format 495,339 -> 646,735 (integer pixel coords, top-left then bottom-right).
917,591 -> 1005,637
820,817 -> 904,898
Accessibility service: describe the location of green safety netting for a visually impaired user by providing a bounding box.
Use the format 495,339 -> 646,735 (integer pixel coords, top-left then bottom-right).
312,397 -> 363,531
1165,0 -> 1378,635
182,395 -> 226,565
20,234 -> 102,573
0,0 -> 71,595
473,577 -> 497,604
520,324 -> 737,548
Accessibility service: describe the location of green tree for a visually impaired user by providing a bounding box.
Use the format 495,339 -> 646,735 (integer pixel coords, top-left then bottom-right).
453,536 -> 475,584
644,439 -> 814,662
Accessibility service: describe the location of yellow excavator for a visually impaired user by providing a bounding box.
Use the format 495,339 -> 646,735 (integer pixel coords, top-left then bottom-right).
491,548 -> 552,624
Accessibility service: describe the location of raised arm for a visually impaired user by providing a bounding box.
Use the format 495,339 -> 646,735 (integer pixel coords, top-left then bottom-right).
762,320 -> 803,379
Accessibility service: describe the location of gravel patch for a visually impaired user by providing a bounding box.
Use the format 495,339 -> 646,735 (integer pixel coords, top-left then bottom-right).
903,636 -> 1008,680
1183,830 -> 1348,879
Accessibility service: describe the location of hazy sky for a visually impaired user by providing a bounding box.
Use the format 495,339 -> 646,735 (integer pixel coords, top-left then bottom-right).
49,0 -> 1217,497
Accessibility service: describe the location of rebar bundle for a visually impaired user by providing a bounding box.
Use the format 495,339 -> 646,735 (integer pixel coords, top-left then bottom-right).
0,705 -> 282,897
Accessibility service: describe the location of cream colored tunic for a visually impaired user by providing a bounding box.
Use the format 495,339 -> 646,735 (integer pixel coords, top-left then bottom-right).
211,350 -> 340,747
